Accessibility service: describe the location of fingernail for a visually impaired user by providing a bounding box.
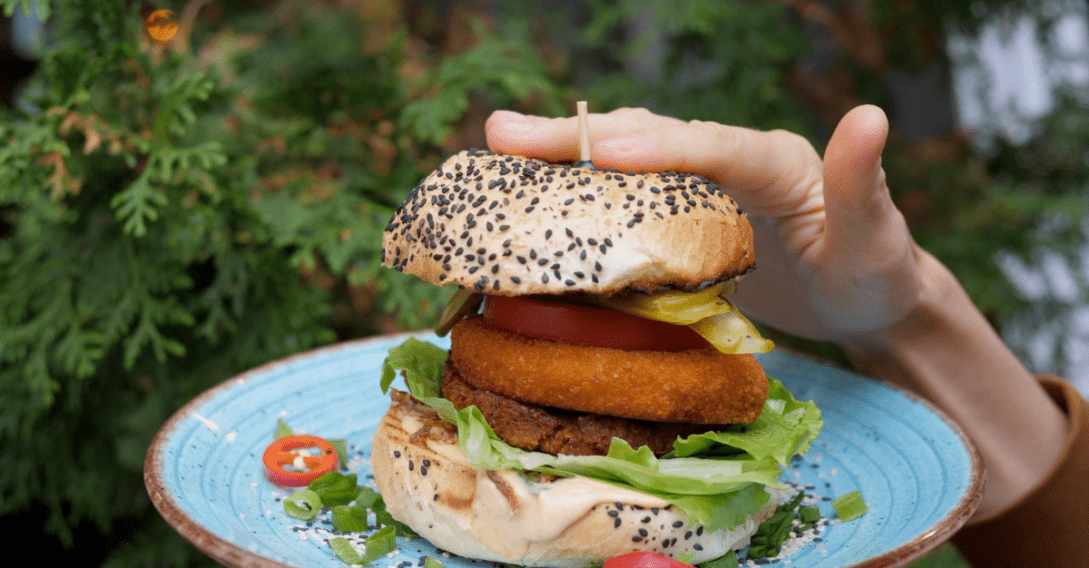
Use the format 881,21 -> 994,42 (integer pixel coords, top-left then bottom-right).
599,133 -> 640,152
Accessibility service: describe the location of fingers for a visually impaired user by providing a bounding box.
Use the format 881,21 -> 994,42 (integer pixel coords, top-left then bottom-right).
485,108 -> 684,163
486,108 -> 823,217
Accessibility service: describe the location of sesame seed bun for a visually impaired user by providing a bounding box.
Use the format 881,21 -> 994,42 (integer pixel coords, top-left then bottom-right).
371,391 -> 779,568
381,150 -> 755,295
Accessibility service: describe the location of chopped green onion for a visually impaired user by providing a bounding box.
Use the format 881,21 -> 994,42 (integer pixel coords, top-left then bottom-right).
746,510 -> 794,558
699,550 -> 739,568
424,558 -> 445,568
777,491 -> 805,513
799,505 -> 821,524
274,419 -> 294,439
309,471 -> 358,507
832,490 -> 868,522
360,526 -> 398,564
329,438 -> 349,469
374,510 -> 420,538
331,505 -> 369,533
329,536 -> 363,565
356,487 -> 383,509
283,489 -> 321,521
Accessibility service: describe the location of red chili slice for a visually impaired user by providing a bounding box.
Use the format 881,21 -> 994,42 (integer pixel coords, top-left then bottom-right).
263,434 -> 338,487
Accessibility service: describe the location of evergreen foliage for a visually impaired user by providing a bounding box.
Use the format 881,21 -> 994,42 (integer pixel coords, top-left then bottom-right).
0,1 -> 1085,567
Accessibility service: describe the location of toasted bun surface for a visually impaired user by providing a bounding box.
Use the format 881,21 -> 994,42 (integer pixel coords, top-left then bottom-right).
450,317 -> 769,424
381,150 -> 755,295
372,391 -> 778,568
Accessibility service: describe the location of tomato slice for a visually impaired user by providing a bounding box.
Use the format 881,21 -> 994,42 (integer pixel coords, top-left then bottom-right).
263,434 -> 339,487
604,552 -> 694,568
482,295 -> 709,351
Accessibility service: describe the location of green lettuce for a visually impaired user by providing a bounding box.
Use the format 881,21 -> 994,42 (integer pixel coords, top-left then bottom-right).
379,338 -> 822,532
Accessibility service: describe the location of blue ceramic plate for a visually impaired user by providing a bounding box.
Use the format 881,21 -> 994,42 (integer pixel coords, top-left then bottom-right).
146,332 -> 982,568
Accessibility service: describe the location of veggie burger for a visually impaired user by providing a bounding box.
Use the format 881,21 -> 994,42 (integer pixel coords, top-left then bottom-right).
373,149 -> 822,567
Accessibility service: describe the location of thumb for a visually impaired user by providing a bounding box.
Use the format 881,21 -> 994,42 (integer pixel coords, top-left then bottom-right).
822,105 -> 906,260
819,105 -> 921,329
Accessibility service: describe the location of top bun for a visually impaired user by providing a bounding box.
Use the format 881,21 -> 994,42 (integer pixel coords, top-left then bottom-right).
382,150 -> 755,295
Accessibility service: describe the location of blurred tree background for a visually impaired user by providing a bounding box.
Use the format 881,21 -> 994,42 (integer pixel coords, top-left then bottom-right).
1,0 -> 1086,567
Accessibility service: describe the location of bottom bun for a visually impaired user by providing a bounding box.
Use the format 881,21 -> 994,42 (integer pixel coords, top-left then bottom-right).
371,391 -> 779,568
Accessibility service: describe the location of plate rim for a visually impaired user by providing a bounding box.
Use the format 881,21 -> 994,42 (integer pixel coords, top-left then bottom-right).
144,334 -> 983,568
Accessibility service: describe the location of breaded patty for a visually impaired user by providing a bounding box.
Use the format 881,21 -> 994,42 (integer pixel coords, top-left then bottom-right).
450,317 -> 769,425
442,359 -> 726,456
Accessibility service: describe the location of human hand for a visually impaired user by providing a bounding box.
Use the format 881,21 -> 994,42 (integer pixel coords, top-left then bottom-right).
485,106 -> 922,343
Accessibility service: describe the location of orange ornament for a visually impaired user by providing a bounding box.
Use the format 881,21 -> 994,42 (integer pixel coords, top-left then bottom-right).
146,9 -> 179,42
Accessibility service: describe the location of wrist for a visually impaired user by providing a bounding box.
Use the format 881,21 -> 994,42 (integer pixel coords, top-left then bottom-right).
836,249 -> 1068,517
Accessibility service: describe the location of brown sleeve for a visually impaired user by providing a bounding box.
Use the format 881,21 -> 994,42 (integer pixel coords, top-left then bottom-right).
951,376 -> 1089,567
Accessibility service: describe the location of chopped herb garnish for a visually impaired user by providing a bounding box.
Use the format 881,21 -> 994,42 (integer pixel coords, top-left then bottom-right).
309,471 -> 358,507
274,419 -> 294,439
832,490 -> 868,521
746,491 -> 822,559
329,537 -> 363,565
698,550 -> 739,568
360,526 -> 398,564
283,489 -> 321,521
331,505 -> 369,532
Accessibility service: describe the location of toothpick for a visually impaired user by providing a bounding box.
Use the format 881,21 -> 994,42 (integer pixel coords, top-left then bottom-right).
577,101 -> 591,165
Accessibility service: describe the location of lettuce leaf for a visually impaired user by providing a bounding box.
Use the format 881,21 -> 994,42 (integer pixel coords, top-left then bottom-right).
380,339 -> 822,532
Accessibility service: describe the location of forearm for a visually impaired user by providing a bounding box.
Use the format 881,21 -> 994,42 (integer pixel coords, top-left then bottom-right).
836,249 -> 1068,517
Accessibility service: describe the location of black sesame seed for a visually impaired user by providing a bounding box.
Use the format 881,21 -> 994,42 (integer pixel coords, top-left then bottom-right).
608,510 -> 619,518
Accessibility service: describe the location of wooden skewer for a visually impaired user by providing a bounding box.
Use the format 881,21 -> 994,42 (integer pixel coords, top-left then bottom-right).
577,101 -> 592,165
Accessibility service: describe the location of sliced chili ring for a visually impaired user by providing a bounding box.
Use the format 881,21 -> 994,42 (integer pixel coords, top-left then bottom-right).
263,434 -> 339,487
